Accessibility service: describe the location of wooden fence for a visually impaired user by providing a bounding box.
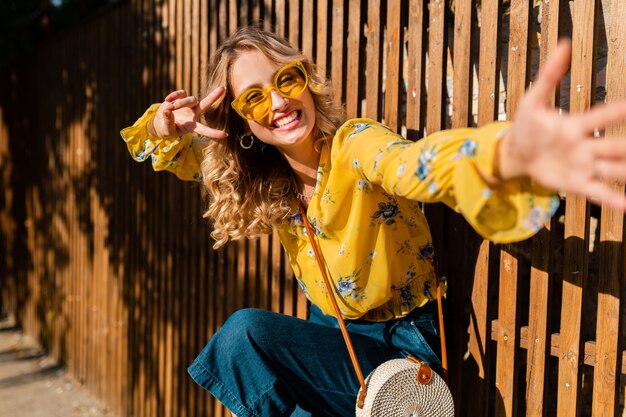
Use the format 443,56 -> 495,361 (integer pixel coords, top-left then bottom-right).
1,0 -> 625,416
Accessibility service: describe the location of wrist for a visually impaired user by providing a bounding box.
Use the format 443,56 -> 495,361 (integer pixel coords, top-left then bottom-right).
494,131 -> 526,182
147,115 -> 158,137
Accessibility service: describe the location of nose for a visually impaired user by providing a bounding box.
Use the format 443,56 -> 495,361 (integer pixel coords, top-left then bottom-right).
270,89 -> 289,112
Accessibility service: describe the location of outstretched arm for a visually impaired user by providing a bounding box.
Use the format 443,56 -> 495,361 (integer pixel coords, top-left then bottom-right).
121,87 -> 230,181
492,40 -> 626,210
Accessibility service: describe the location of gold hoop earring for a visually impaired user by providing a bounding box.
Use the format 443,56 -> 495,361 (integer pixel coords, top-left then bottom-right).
240,134 -> 255,149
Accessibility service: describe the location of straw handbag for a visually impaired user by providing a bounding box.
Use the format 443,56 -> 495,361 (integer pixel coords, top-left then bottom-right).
298,201 -> 454,417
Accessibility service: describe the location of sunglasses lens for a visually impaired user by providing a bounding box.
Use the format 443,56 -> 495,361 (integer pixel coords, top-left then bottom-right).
239,90 -> 270,120
232,62 -> 308,121
276,65 -> 307,98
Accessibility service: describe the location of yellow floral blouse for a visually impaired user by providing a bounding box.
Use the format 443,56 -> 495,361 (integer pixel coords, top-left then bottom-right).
121,105 -> 559,322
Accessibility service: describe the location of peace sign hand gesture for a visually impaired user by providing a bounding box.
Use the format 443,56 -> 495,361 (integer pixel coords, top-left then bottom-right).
148,87 -> 229,140
497,40 -> 626,211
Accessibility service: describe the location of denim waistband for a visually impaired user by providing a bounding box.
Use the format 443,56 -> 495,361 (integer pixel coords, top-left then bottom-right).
344,300 -> 439,325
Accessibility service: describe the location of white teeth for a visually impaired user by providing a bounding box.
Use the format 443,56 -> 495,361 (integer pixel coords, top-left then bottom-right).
274,111 -> 299,128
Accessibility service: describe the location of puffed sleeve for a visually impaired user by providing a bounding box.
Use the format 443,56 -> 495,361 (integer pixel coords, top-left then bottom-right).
120,103 -> 206,182
332,118 -> 560,243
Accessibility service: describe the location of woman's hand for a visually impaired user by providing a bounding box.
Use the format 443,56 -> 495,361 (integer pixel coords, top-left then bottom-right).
498,39 -> 626,210
148,87 -> 229,140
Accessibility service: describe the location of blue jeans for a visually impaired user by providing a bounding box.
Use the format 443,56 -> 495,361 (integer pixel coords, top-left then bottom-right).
188,303 -> 442,417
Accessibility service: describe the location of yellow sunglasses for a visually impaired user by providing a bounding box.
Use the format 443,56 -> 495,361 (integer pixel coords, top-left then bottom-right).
231,61 -> 309,121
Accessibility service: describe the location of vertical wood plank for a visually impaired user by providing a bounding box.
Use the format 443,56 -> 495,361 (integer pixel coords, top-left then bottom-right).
249,238 -> 259,307
263,0 -> 273,32
471,0 -> 501,415
229,0 -> 238,35
557,1 -> 596,416
345,0 -> 361,119
425,0 -> 447,134
451,0 -> 473,129
192,0 -> 200,96
406,0 -> 425,138
239,0 -> 249,25
271,230 -> 282,313
259,235 -> 270,310
289,0 -> 300,48
275,0 -> 286,38
237,239 -> 247,310
384,0 -> 401,131
494,2 -> 531,416
448,0 -> 475,413
365,0 -> 381,121
252,0 -> 261,23
525,3 -> 561,416
121,7 -> 132,415
331,0 -> 344,104
176,0 -> 185,88
316,0 -> 329,78
163,4 -> 176,417
209,0 -> 218,55
301,0 -> 314,60
219,0 -> 228,41
592,0 -> 626,414
476,0 -> 502,127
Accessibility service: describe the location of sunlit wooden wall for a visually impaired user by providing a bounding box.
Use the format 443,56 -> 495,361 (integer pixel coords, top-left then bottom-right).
1,0 -> 625,416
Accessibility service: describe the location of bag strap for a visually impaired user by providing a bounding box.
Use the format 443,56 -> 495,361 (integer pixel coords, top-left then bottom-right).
297,200 -> 448,408
297,200 -> 369,407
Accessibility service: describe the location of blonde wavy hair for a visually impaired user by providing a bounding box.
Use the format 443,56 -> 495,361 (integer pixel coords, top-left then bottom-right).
201,26 -> 345,249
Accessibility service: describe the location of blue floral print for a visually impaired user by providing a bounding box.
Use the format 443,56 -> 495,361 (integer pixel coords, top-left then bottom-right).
397,163 -> 406,176
357,179 -> 371,192
373,151 -> 383,173
523,197 -> 559,233
393,284 -> 416,309
386,141 -> 411,150
308,217 -> 327,238
336,270 -> 365,301
371,200 -> 400,225
290,211 -> 303,226
322,189 -> 335,203
416,146 -> 437,180
352,158 -> 366,178
423,281 -> 434,299
136,139 -> 157,161
169,149 -> 183,166
459,138 -> 478,157
346,122 -> 372,142
404,216 -> 416,228
419,243 -> 435,261
523,206 -> 545,233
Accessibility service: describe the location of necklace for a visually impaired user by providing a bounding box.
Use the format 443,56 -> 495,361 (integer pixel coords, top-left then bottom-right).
295,187 -> 314,201
291,176 -> 315,201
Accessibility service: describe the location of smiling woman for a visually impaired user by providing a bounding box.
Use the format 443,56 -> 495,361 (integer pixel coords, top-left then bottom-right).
119,25 -> 626,417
